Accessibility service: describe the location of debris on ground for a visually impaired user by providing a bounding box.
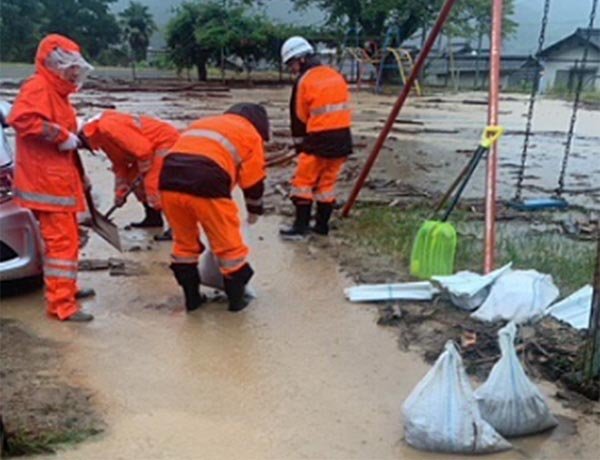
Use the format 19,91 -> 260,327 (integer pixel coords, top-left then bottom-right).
0,319 -> 103,456
547,285 -> 593,329
79,258 -> 146,276
373,299 -> 600,408
344,281 -> 438,302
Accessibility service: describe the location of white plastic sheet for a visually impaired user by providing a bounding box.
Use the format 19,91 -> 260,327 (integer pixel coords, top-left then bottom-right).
547,285 -> 593,330
471,270 -> 559,323
403,341 -> 511,454
475,322 -> 558,436
432,263 -> 512,311
344,281 -> 438,302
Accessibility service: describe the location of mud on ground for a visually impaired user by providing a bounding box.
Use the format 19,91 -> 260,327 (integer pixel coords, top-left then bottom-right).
0,318 -> 103,456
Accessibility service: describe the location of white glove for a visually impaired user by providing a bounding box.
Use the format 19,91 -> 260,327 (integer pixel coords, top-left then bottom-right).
247,213 -> 260,225
58,132 -> 81,151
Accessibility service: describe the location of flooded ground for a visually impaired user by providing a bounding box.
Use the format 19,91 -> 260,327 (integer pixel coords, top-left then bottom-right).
1,75 -> 599,458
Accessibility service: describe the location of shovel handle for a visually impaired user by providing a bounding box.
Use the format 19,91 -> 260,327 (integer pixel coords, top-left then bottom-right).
104,175 -> 144,219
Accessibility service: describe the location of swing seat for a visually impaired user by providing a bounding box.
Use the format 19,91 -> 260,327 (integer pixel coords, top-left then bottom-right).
508,197 -> 569,211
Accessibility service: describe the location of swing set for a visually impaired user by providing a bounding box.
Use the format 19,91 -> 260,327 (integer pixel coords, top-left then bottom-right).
509,0 -> 598,211
342,0 -> 598,274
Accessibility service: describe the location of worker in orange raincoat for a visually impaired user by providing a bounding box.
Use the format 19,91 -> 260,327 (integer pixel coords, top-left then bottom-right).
159,103 -> 269,312
81,110 -> 180,231
8,34 -> 95,321
279,36 -> 353,240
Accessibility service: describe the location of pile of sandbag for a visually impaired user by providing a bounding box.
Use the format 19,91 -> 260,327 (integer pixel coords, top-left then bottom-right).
403,322 -> 556,453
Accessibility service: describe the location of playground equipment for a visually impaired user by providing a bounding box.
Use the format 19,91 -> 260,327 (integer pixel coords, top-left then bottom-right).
339,13 -> 422,95
510,0 -> 598,211
340,46 -> 421,95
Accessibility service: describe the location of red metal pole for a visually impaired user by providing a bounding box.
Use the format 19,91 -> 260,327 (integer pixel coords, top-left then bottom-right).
342,0 -> 457,217
484,0 -> 503,273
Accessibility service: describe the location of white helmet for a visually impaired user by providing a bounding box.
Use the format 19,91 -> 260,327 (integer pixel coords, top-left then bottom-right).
281,36 -> 314,64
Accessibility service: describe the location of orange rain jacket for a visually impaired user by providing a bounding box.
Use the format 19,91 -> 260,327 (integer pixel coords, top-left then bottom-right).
8,34 -> 85,212
290,63 -> 353,158
83,110 -> 180,209
159,114 -> 266,215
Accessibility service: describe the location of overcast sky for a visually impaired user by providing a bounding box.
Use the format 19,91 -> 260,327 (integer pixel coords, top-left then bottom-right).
113,0 -> 596,55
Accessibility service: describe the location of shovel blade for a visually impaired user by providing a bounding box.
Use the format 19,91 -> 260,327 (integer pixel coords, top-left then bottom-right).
410,220 -> 456,279
89,204 -> 122,252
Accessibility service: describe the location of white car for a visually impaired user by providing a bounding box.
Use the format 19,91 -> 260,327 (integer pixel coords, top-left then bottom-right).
0,101 -> 43,282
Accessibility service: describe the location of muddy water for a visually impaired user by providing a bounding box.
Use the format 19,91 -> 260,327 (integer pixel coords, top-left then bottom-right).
0,85 -> 598,458
0,153 -> 595,459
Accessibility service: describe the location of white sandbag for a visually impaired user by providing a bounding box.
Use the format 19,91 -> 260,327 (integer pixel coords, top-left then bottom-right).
471,270 -> 559,323
547,285 -> 593,329
475,322 -> 558,436
403,341 -> 511,454
198,227 -> 257,298
432,263 -> 512,311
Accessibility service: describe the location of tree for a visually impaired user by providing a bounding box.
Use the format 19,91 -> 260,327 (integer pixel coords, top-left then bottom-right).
119,1 -> 157,79
40,0 -> 121,60
166,1 -> 287,82
0,0 -> 46,62
291,0 -> 435,44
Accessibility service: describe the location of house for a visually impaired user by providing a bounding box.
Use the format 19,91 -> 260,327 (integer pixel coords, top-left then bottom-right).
538,28 -> 600,92
423,48 -> 531,90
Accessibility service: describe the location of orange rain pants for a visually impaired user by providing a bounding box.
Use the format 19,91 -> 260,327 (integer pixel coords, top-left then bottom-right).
161,191 -> 248,275
291,153 -> 346,203
35,211 -> 80,320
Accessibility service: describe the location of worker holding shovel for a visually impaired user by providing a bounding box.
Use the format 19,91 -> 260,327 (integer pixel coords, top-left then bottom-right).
8,34 -> 95,321
279,36 -> 353,240
80,110 -> 179,237
159,103 -> 269,313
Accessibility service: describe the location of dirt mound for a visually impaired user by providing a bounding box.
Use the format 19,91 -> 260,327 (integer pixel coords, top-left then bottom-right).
0,319 -> 103,456
375,300 -> 600,412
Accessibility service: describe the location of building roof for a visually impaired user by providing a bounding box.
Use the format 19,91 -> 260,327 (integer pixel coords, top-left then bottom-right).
539,28 -> 600,57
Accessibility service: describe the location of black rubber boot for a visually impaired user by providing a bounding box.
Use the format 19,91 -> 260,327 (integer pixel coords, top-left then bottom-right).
131,204 -> 164,228
170,263 -> 206,312
312,202 -> 334,235
75,287 -> 96,300
153,228 -> 173,241
223,263 -> 254,312
279,202 -> 312,241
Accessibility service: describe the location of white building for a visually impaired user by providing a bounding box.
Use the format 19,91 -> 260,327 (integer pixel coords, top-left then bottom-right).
538,28 -> 600,92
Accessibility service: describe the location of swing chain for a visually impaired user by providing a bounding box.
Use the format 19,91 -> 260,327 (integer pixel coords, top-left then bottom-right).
556,0 -> 598,197
514,0 -> 551,201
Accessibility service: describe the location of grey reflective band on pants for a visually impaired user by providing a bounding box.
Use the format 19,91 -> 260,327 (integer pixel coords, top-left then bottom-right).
310,102 -> 350,117
182,129 -> 242,166
14,189 -> 77,207
171,255 -> 199,264
44,268 -> 77,280
217,257 -> 245,270
45,258 -> 78,269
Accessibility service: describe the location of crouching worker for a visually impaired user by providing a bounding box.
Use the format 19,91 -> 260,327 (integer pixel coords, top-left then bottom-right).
81,110 -> 180,229
8,34 -> 94,321
279,36 -> 353,240
159,103 -> 269,312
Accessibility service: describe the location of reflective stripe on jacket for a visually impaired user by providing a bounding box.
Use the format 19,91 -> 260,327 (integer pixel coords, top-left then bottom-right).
290,65 -> 353,158
8,35 -> 85,212
161,114 -> 265,192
